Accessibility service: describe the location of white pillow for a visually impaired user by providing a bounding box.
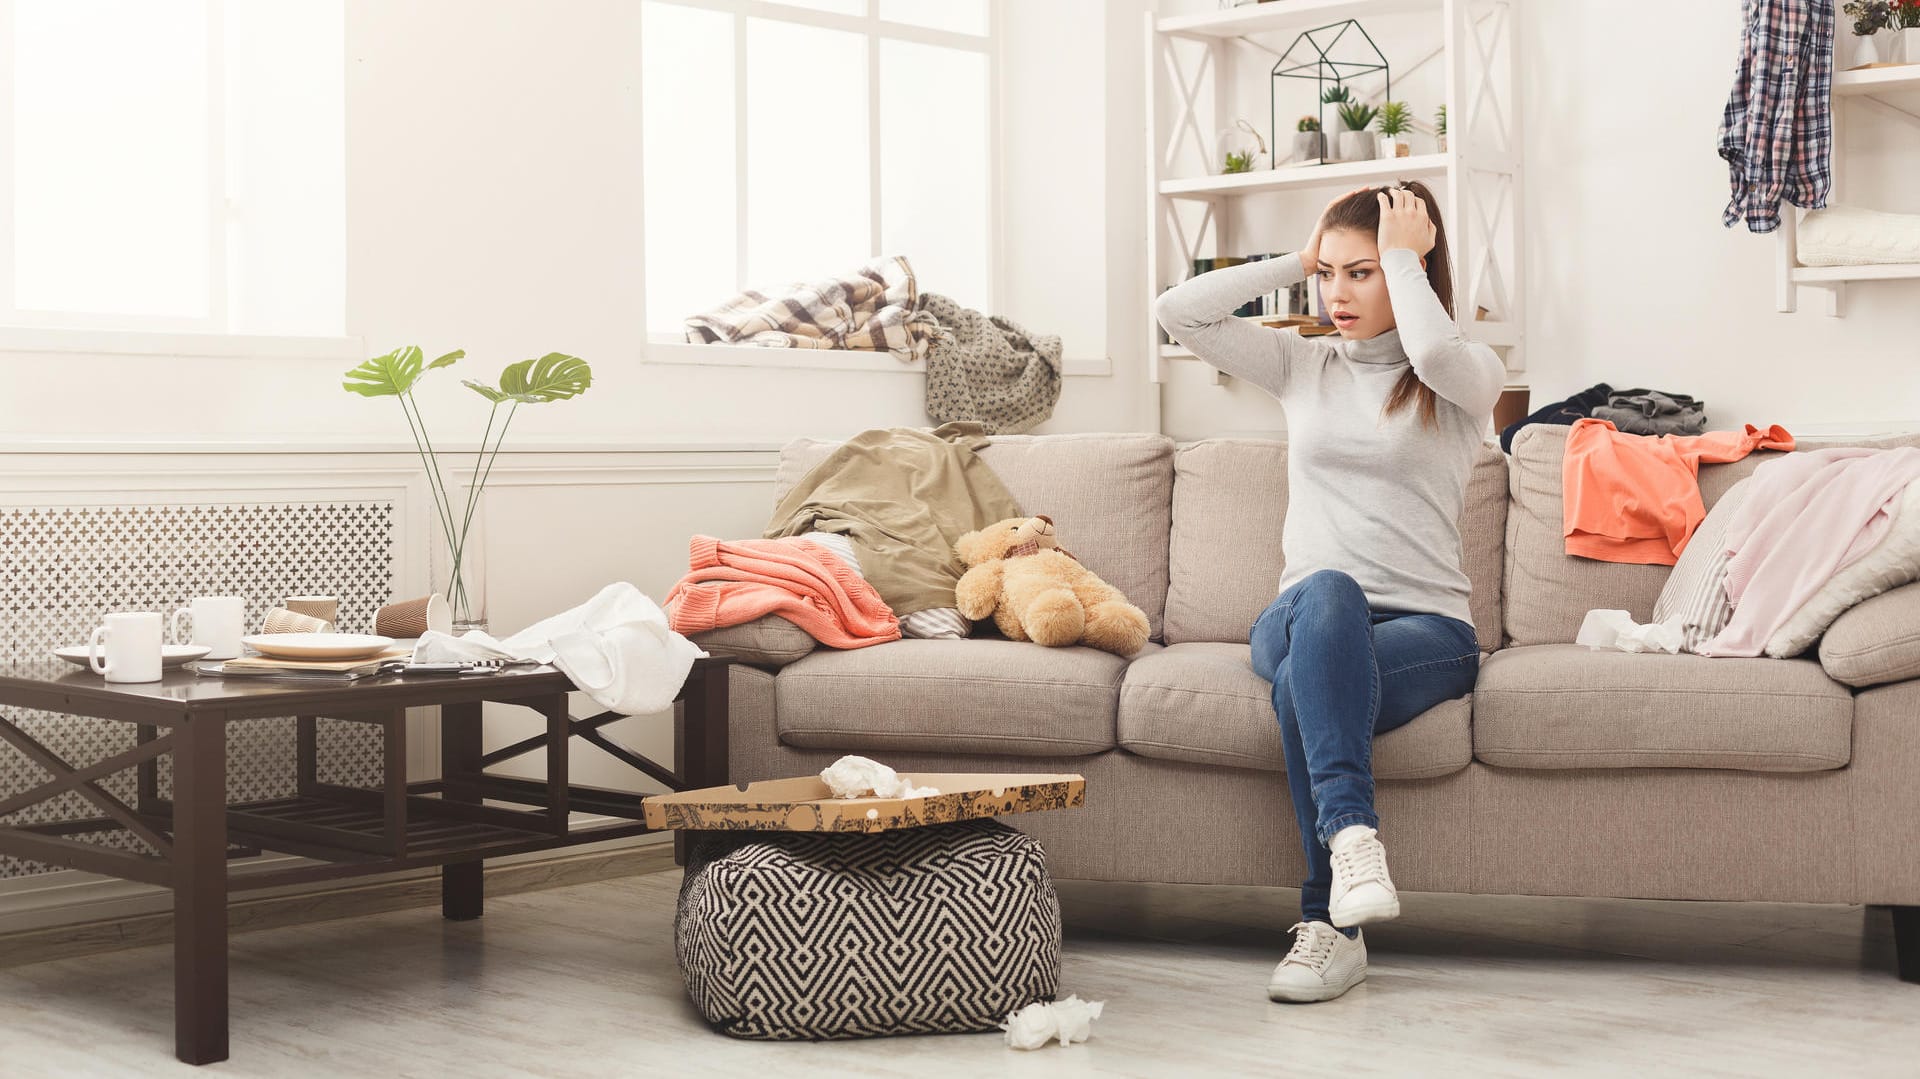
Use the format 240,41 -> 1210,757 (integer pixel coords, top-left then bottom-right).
1764,478 -> 1920,658
1652,479 -> 1752,654
1798,205 -> 1920,267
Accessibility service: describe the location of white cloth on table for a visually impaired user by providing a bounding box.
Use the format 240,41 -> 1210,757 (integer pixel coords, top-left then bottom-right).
413,582 -> 708,715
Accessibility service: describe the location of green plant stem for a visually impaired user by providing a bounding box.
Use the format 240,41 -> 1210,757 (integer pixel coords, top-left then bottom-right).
451,401 -> 500,576
446,401 -> 512,622
395,392 -> 461,558
399,390 -> 467,613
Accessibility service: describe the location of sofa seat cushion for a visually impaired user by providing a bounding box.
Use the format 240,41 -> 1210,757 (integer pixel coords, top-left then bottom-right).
775,638 -> 1141,757
1472,644 -> 1853,771
1116,642 -> 1473,780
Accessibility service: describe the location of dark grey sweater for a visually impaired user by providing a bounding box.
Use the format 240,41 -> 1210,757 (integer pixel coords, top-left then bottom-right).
1153,249 -> 1504,625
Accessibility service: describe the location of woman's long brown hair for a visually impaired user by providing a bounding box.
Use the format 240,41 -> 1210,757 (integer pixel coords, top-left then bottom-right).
1318,180 -> 1453,430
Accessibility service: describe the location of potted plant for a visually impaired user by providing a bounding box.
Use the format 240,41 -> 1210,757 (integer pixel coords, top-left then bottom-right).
1320,84 -> 1353,160
1435,103 -> 1448,153
1291,115 -> 1326,164
1376,101 -> 1413,158
1845,1 -> 1893,67
1895,0 -> 1920,62
343,347 -> 593,633
1217,118 -> 1268,173
1336,98 -> 1380,162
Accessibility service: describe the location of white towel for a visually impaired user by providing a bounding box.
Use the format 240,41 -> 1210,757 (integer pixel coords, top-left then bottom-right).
414,582 -> 708,715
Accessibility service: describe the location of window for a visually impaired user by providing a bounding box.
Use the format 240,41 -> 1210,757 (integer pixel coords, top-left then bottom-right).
640,0 -> 993,343
0,0 -> 346,340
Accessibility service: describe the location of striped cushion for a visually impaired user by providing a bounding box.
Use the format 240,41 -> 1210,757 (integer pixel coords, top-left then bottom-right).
1652,478 -> 1752,654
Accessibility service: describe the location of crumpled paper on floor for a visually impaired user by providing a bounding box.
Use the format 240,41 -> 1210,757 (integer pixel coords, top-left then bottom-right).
1001,996 -> 1105,1049
819,754 -> 940,799
1576,608 -> 1684,654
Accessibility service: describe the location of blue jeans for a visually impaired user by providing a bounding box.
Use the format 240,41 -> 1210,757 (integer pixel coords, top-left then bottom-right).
1249,569 -> 1480,935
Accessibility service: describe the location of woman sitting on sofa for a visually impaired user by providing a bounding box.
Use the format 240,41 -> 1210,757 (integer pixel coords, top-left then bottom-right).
1154,182 -> 1504,1003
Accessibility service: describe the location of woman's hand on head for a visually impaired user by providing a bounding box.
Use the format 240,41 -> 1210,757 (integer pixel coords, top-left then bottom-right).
1377,187 -> 1436,258
1301,186 -> 1374,273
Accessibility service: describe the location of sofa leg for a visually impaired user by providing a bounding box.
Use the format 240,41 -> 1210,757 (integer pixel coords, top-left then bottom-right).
1896,906 -> 1920,984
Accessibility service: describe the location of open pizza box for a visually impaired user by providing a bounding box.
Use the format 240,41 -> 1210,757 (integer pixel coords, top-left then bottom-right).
641,772 -> 1086,833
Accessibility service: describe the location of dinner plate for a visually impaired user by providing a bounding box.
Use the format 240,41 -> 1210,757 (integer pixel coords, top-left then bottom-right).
240,633 -> 395,660
51,644 -> 212,668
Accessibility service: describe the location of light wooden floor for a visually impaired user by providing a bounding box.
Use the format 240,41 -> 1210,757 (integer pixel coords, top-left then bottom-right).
2,867 -> 1916,1078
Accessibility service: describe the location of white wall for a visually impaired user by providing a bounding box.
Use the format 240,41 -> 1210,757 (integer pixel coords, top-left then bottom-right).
1155,0 -> 1919,442
0,0 -> 1148,446
1522,0 -> 1920,433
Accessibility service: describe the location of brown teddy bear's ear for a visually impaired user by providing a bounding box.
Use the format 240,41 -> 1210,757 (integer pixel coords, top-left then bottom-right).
955,529 -> 983,564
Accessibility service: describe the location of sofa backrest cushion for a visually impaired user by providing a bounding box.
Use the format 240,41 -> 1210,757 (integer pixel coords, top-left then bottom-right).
1502,423 -> 1920,647
1161,437 -> 1508,652
773,431 -> 1175,641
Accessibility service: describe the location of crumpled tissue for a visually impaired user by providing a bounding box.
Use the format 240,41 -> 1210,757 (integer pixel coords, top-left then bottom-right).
1576,609 -> 1684,654
819,754 -> 940,799
1001,996 -> 1105,1050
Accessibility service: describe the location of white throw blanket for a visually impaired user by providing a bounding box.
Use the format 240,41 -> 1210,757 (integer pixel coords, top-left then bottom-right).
414,582 -> 708,715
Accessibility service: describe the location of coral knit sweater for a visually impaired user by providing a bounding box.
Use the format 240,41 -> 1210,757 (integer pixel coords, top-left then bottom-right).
663,535 -> 900,648
1562,418 -> 1795,565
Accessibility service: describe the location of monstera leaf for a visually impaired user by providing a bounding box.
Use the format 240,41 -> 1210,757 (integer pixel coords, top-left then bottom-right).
464,352 -> 592,404
343,347 -> 464,397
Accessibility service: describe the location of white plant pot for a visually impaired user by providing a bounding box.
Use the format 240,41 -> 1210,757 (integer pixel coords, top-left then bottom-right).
1902,27 -> 1920,64
1289,131 -> 1327,163
1338,130 -> 1376,162
1851,31 -> 1880,69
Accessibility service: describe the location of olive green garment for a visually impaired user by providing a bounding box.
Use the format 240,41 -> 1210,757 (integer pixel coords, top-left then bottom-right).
763,421 -> 1024,617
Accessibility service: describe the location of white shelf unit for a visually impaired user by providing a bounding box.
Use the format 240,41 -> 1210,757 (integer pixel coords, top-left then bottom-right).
1777,64 -> 1920,314
1145,0 -> 1525,384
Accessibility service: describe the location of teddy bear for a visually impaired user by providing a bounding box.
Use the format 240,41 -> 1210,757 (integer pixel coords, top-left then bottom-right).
953,514 -> 1150,656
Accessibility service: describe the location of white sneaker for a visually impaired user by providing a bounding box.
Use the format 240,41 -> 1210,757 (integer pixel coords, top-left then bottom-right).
1328,824 -> 1401,928
1267,920 -> 1367,1003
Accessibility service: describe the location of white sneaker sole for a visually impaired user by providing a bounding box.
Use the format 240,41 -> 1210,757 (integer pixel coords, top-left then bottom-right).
1267,969 -> 1366,1003
1329,894 -> 1400,928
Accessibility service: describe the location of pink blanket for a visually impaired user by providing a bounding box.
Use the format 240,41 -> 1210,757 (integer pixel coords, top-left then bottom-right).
664,535 -> 900,649
1697,447 -> 1920,657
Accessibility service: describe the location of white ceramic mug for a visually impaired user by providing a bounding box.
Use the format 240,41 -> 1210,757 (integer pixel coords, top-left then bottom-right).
170,596 -> 247,660
88,612 -> 164,684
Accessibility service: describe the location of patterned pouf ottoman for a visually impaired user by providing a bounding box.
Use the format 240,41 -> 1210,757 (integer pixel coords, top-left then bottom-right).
675,817 -> 1062,1039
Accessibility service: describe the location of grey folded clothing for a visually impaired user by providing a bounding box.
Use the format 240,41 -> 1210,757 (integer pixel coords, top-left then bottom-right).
1592,388 -> 1707,436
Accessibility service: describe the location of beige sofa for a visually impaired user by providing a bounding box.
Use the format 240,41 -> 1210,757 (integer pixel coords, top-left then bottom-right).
704,426 -> 1920,981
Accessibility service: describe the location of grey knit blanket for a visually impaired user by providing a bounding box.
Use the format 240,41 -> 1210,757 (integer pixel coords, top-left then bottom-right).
921,293 -> 1062,435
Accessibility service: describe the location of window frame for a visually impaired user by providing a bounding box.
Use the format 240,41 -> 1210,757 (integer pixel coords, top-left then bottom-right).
638,0 -> 1004,373
0,0 -> 356,358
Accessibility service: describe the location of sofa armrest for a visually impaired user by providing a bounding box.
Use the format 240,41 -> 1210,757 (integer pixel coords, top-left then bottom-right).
1819,582 -> 1920,688
687,615 -> 819,671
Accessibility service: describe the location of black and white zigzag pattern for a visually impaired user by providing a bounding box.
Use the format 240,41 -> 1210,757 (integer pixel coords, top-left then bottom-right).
675,818 -> 1062,1040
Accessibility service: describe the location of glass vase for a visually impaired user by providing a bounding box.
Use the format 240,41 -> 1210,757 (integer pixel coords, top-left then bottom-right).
433,488 -> 489,636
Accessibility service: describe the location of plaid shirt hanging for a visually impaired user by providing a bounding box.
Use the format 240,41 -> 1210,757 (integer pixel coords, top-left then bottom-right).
1717,0 -> 1833,233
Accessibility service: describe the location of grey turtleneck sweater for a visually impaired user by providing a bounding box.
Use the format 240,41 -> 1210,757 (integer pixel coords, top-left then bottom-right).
1153,249 -> 1504,626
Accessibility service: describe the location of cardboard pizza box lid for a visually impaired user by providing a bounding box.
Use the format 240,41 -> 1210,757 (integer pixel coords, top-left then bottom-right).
641,772 -> 1086,833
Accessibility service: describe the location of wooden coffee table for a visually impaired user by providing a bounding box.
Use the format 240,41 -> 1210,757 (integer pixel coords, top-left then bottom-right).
0,654 -> 734,1065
